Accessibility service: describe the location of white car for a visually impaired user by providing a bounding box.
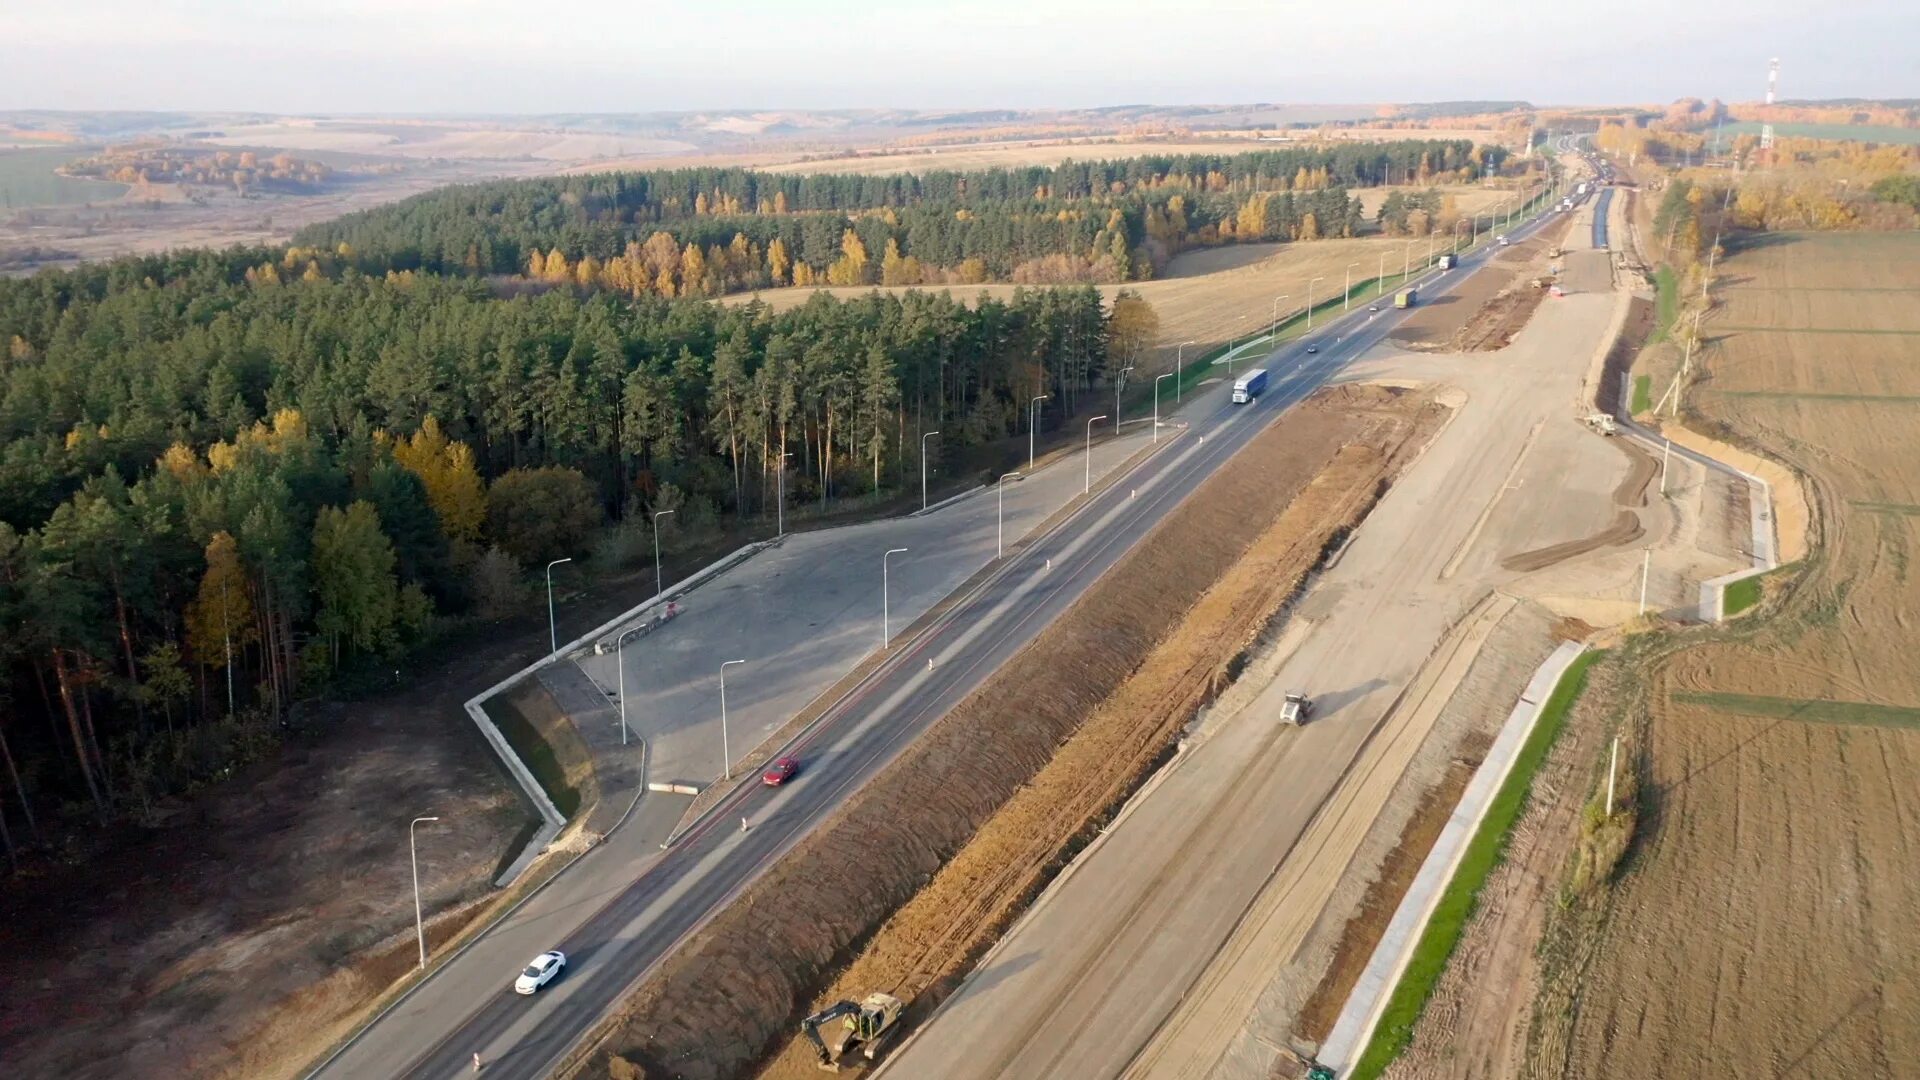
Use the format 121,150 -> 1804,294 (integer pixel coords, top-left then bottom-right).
515,950 -> 566,994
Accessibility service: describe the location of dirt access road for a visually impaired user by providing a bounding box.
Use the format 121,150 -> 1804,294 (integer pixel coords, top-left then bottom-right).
879,202 -> 1642,1080
1556,231 -> 1920,1079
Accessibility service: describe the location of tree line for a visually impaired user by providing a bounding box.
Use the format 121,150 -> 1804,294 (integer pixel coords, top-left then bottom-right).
294,141 -> 1503,291
0,247 -> 1131,865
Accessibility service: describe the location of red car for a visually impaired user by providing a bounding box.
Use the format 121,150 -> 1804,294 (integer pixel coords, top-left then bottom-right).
763,756 -> 799,786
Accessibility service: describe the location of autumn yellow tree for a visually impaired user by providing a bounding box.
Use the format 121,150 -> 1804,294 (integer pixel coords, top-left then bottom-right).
827,229 -> 870,286
768,236 -> 792,285
393,416 -> 487,542
185,532 -> 258,674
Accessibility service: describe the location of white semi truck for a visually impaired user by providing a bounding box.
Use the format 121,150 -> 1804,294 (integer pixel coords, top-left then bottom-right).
1231,368 -> 1269,404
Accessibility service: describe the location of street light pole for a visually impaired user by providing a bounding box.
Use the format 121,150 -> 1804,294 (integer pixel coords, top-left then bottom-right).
1115,365 -> 1133,435
1270,295 -> 1288,345
1403,240 -> 1415,282
1027,395 -> 1049,472
615,623 -> 649,745
1454,218 -> 1469,252
998,472 -> 1020,557
1306,276 -> 1324,330
718,659 -> 745,779
1085,415 -> 1108,494
920,431 -> 941,512
1175,340 -> 1196,402
776,450 -> 791,538
410,815 -> 439,970
1344,264 -> 1358,310
651,510 -> 676,604
1378,250 -> 1388,296
544,558 -> 572,654
882,548 -> 907,646
1153,373 -> 1173,444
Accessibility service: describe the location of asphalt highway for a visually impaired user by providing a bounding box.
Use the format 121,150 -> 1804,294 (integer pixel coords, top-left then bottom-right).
317,195 -> 1563,1080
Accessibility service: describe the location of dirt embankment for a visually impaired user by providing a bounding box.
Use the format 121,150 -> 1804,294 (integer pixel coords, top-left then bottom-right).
569,386 -> 1439,1080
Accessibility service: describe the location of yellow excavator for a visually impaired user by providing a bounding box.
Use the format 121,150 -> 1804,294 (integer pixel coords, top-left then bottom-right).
800,992 -> 905,1072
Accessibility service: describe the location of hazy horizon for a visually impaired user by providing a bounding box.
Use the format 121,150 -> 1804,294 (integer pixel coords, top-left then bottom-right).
5,0 -> 1916,116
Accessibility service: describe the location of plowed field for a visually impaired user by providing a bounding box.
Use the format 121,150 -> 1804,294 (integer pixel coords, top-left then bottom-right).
1556,232 -> 1920,1078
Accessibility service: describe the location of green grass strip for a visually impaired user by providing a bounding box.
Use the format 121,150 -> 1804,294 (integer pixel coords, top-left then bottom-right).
1630,374 -> 1652,414
483,695 -> 582,817
1650,265 -> 1680,344
1722,575 -> 1763,615
1674,691 -> 1920,730
1348,648 -> 1605,1080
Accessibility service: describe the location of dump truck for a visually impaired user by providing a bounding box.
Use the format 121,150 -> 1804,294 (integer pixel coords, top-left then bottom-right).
1280,692 -> 1313,725
1231,368 -> 1269,404
801,992 -> 905,1071
1583,413 -> 1617,436
1393,288 -> 1416,309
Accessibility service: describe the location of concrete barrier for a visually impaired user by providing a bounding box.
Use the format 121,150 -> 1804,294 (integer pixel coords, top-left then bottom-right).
1318,641 -> 1588,1072
646,781 -> 704,795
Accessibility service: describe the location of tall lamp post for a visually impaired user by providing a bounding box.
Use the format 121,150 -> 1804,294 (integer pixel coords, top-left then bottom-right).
997,472 -> 1021,557
1305,276 -> 1324,330
615,623 -> 650,745
775,450 -> 791,538
881,548 -> 908,647
1026,394 -> 1049,472
919,431 -> 941,511
1114,365 -> 1133,435
1085,415 -> 1108,494
1454,218 -> 1470,252
1378,250 -> 1389,297
718,659 -> 745,779
410,815 -> 439,970
1403,239 -> 1417,282
1153,373 -> 1173,445
544,557 -> 572,654
1174,340 -> 1196,402
1343,264 -> 1359,310
651,509 -> 676,604
1271,295 -> 1289,343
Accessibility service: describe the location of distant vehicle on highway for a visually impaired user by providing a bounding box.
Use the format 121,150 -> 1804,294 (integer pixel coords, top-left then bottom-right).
1496,234 -> 1510,246
1394,288 -> 1417,309
515,950 -> 566,994
1305,344 -> 1318,354
763,756 -> 800,786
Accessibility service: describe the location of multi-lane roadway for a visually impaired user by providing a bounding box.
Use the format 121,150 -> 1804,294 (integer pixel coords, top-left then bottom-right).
312,184 -> 1568,1080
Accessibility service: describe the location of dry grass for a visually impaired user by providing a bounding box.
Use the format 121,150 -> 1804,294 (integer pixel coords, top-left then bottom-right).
1554,232 -> 1920,1079
725,235 -> 1463,376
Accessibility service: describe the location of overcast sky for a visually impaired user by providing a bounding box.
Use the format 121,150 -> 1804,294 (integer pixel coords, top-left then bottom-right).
5,0 -> 1915,114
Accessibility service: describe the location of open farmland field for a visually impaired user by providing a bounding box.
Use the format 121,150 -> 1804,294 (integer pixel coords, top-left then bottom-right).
724,236 -> 1448,375
757,138 -> 1276,175
1558,232 -> 1920,1078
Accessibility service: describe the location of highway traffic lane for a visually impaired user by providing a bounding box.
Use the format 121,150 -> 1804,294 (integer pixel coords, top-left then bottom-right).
395,388 -> 1315,1078
325,196 -> 1562,1080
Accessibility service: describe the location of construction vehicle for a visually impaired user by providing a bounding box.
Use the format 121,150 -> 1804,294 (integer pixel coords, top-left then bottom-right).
1583,413 -> 1617,436
801,992 -> 905,1071
1280,692 -> 1313,725
1548,244 -> 1563,258
1393,288 -> 1416,309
